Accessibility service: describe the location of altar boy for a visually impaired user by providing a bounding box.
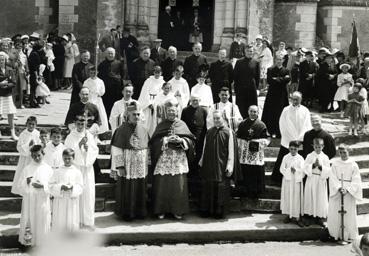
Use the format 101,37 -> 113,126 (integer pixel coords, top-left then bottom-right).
50,148 -> 84,232
64,115 -> 99,229
303,138 -> 331,226
280,141 -> 305,227
43,128 -> 66,170
327,144 -> 362,241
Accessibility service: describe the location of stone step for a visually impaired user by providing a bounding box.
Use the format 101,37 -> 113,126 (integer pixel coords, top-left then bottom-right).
2,211 -> 369,248
0,181 -> 115,199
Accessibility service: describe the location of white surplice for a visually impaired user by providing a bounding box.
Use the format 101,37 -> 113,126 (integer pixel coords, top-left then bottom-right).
49,165 -> 84,232
64,130 -> 98,227
303,151 -> 331,218
206,101 -> 243,131
138,75 -> 165,136
12,129 -> 41,195
18,161 -> 53,246
43,142 -> 66,170
168,77 -> 190,113
83,77 -> 109,133
280,153 -> 305,218
109,98 -> 137,133
190,83 -> 214,108
327,158 -> 362,240
279,104 -> 312,148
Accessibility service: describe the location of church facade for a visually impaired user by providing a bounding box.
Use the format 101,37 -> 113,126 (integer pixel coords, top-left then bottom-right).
1,0 -> 369,53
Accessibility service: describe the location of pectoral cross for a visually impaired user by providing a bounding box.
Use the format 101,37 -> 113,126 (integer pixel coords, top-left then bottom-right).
169,124 -> 175,136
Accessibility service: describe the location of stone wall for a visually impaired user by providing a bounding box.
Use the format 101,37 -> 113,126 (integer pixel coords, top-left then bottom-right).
317,1 -> 369,52
248,0 -> 274,43
273,0 -> 318,49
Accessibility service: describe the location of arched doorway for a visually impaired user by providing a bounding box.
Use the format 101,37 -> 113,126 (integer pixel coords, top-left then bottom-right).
158,0 -> 214,51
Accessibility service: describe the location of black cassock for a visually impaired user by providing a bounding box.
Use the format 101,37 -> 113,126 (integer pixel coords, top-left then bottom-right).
303,128 -> 336,159
233,57 -> 260,118
209,60 -> 234,102
64,101 -> 101,128
316,62 -> 338,111
161,57 -> 183,82
130,58 -> 155,100
97,59 -> 124,118
120,35 -> 139,79
200,126 -> 241,218
298,60 -> 318,102
181,105 -> 207,175
183,54 -> 208,88
70,61 -> 94,106
229,42 -> 246,59
261,66 -> 290,136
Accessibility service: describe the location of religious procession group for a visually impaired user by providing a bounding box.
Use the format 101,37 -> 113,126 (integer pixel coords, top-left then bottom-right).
5,28 -> 366,248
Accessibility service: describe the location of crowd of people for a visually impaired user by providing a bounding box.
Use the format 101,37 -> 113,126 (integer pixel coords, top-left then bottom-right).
5,25 -> 369,248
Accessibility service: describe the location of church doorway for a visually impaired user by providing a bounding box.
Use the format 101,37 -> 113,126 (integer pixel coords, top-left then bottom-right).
158,0 -> 215,51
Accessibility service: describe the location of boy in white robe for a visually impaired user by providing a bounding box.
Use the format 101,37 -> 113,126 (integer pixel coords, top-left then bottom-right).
280,141 -> 305,227
190,72 -> 213,109
168,65 -> 190,114
328,144 -> 362,242
18,145 -> 53,246
64,116 -> 99,229
138,66 -> 165,136
303,138 -> 331,226
12,116 -> 41,195
44,128 -> 66,170
49,148 -> 84,232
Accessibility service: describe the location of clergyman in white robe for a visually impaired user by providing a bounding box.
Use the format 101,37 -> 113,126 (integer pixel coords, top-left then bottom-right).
303,151 -> 331,218
280,152 -> 305,219
138,75 -> 165,136
18,161 -> 53,246
327,158 -> 362,241
64,129 -> 98,227
207,101 -> 243,131
49,165 -> 84,232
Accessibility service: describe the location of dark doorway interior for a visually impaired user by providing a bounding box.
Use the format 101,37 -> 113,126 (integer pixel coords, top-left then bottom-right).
158,0 -> 214,51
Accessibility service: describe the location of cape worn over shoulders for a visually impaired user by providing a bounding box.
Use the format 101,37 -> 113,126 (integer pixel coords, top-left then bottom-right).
111,122 -> 149,150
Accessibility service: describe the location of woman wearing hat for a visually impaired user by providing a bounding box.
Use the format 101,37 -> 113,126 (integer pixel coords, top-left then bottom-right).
334,63 -> 354,116
316,52 -> 338,112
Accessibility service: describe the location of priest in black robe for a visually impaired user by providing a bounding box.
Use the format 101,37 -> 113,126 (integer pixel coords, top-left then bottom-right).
199,111 -> 241,218
120,28 -> 139,80
161,46 -> 183,81
110,102 -> 149,220
97,47 -> 124,118
233,45 -> 260,118
236,105 -> 270,198
261,55 -> 290,138
181,94 -> 207,177
303,115 -> 336,159
298,51 -> 318,107
70,50 -> 94,106
130,46 -> 155,99
183,42 -> 208,88
65,87 -> 101,130
209,48 -> 234,102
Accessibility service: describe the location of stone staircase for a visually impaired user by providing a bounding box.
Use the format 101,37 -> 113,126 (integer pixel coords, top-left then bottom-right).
0,125 -> 369,217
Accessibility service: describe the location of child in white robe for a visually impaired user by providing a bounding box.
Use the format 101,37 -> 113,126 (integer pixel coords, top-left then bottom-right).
138,66 -> 165,136
43,128 -> 66,170
12,116 -> 41,195
39,129 -> 49,149
50,148 -> 84,232
168,65 -> 190,115
18,145 -> 53,246
303,138 -> 331,226
190,73 -> 213,109
280,141 -> 305,227
64,116 -> 98,229
328,144 -> 362,242
83,66 -> 109,133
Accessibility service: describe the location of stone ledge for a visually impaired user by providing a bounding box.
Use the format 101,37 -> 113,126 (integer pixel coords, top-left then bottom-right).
318,0 -> 369,7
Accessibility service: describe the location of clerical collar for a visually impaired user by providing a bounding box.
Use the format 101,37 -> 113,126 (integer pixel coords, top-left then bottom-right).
249,118 -> 257,121
81,101 -> 88,105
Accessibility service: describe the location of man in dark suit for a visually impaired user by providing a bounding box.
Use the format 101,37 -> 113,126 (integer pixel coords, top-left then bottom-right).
99,28 -> 119,53
150,39 -> 167,65
233,45 -> 260,118
161,46 -> 183,81
209,48 -> 234,102
120,27 -> 139,80
158,5 -> 174,49
70,50 -> 94,106
183,42 -> 208,88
